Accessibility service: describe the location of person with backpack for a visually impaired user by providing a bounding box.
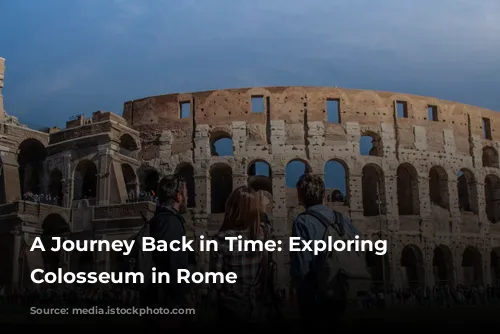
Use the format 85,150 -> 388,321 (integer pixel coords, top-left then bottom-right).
290,173 -> 371,330
209,186 -> 272,329
146,174 -> 196,328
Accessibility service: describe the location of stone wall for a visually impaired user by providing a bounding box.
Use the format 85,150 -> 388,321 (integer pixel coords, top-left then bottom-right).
123,87 -> 500,288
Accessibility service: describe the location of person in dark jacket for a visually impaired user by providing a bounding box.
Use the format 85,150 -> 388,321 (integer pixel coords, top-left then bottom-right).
147,174 -> 195,328
290,173 -> 347,330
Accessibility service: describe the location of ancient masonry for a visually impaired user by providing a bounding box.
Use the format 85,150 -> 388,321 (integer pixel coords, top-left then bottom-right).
0,57 -> 500,291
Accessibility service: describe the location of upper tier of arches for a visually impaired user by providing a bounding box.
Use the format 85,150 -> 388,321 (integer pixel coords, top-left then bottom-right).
123,86 -> 499,146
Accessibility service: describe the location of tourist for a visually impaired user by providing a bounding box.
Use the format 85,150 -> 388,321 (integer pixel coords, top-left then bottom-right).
210,186 -> 271,328
146,174 -> 195,329
290,173 -> 348,330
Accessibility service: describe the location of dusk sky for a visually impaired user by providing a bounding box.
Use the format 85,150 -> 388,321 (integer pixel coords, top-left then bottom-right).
1,0 -> 499,189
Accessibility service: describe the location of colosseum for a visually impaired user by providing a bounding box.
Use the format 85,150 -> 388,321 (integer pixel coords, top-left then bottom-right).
0,57 -> 499,291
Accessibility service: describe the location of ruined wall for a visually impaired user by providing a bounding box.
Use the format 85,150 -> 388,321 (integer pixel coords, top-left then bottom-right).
124,86 -> 500,288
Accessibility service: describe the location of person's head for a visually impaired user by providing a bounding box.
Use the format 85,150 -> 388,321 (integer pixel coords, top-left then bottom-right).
157,174 -> 188,213
220,186 -> 261,238
296,173 -> 325,208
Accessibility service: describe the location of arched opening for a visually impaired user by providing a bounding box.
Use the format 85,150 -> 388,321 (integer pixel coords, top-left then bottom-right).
248,160 -> 272,194
48,169 -> 63,206
42,213 -> 70,272
0,158 -> 7,204
176,163 -> 196,208
433,245 -> 454,286
18,139 -> 46,196
485,174 -> 500,224
119,134 -> 138,151
366,251 -> 390,288
462,246 -> 483,285
457,169 -> 478,213
210,131 -> 233,156
401,245 -> 425,289
362,164 -> 386,216
285,159 -> 311,188
429,166 -> 449,209
324,160 -> 348,205
73,160 -> 98,201
139,168 -> 159,201
396,163 -> 419,215
491,248 -> 500,287
482,146 -> 499,168
360,131 -> 383,157
210,163 -> 233,213
121,164 -> 137,201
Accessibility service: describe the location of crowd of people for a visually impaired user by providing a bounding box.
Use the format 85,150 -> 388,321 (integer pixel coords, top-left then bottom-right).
6,173 -> 500,330
1,283 -> 500,313
126,190 -> 157,203
22,192 -> 61,206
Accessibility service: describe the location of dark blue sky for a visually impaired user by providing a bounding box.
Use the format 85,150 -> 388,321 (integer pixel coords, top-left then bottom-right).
1,0 -> 499,190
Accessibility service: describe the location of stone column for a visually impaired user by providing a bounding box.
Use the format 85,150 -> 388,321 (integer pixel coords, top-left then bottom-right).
10,228 -> 22,291
0,57 -> 5,122
0,150 -> 21,203
97,145 -> 111,206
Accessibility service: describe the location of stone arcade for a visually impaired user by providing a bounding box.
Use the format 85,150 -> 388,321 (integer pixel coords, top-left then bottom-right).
1,57 -> 500,291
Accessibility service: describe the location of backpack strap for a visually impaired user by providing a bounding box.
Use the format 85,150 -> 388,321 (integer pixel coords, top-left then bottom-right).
299,209 -> 345,237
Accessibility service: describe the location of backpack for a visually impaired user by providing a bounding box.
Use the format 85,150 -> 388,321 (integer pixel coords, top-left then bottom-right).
299,209 -> 372,303
116,211 -> 154,291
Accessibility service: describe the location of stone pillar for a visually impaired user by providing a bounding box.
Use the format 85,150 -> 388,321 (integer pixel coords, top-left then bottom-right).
0,150 -> 21,203
0,57 -> 5,123
11,228 -> 22,291
423,243 -> 435,287
97,145 -> 111,206
347,173 -> 364,230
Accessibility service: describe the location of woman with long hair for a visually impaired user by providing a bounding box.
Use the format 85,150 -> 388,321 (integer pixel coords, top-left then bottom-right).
209,186 -> 271,327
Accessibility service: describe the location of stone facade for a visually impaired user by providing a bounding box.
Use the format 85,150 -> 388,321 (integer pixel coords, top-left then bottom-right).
1,58 -> 500,291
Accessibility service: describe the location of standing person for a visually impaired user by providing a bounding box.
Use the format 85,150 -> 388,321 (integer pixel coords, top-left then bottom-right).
290,173 -> 351,330
210,186 -> 270,329
147,174 -> 196,329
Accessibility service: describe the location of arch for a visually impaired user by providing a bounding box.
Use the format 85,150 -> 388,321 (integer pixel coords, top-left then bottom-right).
324,159 -> 348,204
119,134 -> 138,151
248,160 -> 272,194
429,166 -> 449,209
210,131 -> 233,156
210,163 -> 233,213
365,251 -> 391,288
121,164 -> 137,200
362,164 -> 386,216
400,245 -> 425,289
48,169 -> 63,206
42,213 -> 70,235
396,163 -> 420,215
139,168 -> 159,199
485,174 -> 500,224
457,168 -> 478,214
462,246 -> 483,285
73,160 -> 98,201
17,138 -> 46,195
285,159 -> 311,188
491,248 -> 500,287
482,146 -> 499,168
41,213 -> 70,272
433,245 -> 454,286
176,163 -> 196,208
360,131 -> 383,157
